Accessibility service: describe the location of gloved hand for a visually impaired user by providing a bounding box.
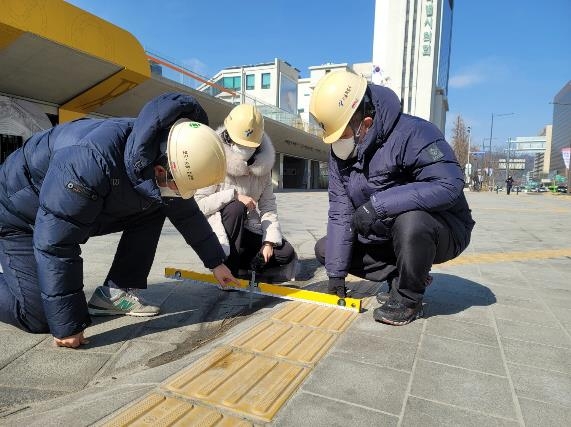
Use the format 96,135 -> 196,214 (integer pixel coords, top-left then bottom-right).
328,277 -> 347,298
351,201 -> 378,236
250,252 -> 266,273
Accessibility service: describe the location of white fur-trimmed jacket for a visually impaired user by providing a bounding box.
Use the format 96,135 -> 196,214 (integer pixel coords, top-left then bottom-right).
194,126 -> 283,256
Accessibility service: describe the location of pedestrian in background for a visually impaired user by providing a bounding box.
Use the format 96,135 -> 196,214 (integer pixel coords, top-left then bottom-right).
505,175 -> 514,195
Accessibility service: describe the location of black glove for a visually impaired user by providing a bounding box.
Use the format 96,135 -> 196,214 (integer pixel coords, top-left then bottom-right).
351,201 -> 378,236
328,277 -> 347,298
250,252 -> 266,273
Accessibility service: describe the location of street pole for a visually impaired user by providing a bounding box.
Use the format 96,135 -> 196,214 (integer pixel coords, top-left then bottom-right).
505,137 -> 511,182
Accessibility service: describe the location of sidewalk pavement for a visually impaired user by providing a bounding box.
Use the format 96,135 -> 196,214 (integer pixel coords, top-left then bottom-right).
1,190 -> 570,426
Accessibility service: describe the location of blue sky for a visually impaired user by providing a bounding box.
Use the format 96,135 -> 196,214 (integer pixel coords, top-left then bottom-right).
66,0 -> 570,150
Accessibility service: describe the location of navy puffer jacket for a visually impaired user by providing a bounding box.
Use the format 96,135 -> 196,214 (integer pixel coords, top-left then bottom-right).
325,84 -> 475,278
0,93 -> 227,338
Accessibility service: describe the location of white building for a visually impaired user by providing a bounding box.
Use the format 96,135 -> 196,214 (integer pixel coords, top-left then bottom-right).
298,62 -> 373,124
197,59 -> 330,190
372,0 -> 454,131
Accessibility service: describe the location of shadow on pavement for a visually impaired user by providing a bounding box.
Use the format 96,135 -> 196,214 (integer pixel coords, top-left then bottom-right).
423,273 -> 496,317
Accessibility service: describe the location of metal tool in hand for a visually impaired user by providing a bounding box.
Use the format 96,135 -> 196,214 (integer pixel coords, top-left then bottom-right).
248,252 -> 266,309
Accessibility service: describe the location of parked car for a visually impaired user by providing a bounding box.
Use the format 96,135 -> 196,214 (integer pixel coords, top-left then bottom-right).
537,186 -> 548,193
556,185 -> 568,193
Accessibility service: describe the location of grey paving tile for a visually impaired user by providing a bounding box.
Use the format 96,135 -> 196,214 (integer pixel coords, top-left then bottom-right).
273,392 -> 398,427
0,349 -> 109,392
496,319 -> 571,349
0,387 -> 66,415
302,355 -> 410,416
351,308 -> 424,344
410,359 -> 516,419
492,305 -> 560,327
519,397 -> 571,427
493,295 -> 546,311
423,301 -> 493,326
0,329 -> 45,369
541,296 -> 571,310
509,363 -> 571,408
92,340 -> 176,381
402,396 -> 519,427
332,331 -> 417,372
502,338 -> 571,374
549,306 -> 571,323
418,334 -> 505,375
425,317 -> 498,346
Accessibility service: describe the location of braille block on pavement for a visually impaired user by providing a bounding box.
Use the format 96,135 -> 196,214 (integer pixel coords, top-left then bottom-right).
271,301 -> 357,332
163,347 -> 310,422
103,393 -> 252,426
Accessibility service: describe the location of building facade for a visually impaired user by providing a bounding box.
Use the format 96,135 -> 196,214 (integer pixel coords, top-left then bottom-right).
197,59 -> 330,190
550,81 -> 571,184
372,0 -> 453,132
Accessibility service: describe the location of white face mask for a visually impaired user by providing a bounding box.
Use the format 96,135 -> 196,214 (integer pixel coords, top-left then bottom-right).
159,186 -> 183,198
231,143 -> 257,161
331,121 -> 364,160
331,137 -> 357,160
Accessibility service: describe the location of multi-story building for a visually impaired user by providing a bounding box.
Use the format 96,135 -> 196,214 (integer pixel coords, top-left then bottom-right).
372,0 -> 453,131
298,62 -> 373,124
550,81 -> 571,184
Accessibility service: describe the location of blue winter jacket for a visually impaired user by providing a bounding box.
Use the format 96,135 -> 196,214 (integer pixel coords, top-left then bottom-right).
0,93 -> 227,338
325,85 -> 475,279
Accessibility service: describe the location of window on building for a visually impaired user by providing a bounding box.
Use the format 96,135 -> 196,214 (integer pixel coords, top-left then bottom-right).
261,73 -> 271,89
222,76 -> 241,90
246,74 -> 255,90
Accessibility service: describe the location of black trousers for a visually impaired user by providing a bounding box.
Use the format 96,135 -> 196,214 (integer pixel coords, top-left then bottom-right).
0,208 -> 165,333
220,200 -> 295,275
315,210 -> 464,306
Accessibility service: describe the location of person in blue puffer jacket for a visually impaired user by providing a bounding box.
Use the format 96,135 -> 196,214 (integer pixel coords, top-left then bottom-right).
0,93 -> 237,348
310,71 -> 475,326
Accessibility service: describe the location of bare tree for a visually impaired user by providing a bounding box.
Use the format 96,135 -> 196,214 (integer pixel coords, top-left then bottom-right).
450,115 -> 470,168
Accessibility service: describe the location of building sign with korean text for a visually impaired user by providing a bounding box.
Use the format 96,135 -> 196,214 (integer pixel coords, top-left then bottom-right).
422,0 -> 434,56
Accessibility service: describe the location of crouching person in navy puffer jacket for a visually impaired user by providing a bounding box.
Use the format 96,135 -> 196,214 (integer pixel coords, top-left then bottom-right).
310,71 -> 475,326
0,93 -> 237,348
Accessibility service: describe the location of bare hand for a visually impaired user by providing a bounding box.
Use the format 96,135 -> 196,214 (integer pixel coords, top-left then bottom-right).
237,194 -> 256,211
261,244 -> 274,263
212,264 -> 240,288
53,331 -> 89,349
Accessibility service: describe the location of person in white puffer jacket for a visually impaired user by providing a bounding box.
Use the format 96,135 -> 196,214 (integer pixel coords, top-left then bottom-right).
194,104 -> 296,278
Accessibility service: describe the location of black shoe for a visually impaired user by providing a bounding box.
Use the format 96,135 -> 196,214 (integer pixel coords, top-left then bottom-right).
376,291 -> 390,305
373,298 -> 423,326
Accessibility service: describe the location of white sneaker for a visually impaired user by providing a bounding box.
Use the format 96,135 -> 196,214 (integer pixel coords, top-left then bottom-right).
88,287 -> 160,317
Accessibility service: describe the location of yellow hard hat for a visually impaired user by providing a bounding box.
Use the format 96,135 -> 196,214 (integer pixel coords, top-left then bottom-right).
224,104 -> 264,148
166,119 -> 226,199
309,70 -> 367,144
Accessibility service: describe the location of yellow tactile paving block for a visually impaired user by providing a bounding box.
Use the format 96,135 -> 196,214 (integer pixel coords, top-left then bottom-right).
164,347 -> 310,422
271,301 -> 357,332
443,248 -> 571,266
229,319 -> 337,366
102,393 -> 252,427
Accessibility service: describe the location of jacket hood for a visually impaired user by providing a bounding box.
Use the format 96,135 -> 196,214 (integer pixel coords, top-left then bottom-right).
358,84 -> 402,157
124,92 -> 209,201
217,125 -> 276,177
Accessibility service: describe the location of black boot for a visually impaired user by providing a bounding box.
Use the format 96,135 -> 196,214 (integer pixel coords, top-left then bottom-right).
373,297 -> 423,326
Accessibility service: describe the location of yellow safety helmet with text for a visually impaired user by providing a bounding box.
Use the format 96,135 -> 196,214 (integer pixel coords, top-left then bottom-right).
309,70 -> 368,144
166,119 -> 226,198
224,104 -> 264,147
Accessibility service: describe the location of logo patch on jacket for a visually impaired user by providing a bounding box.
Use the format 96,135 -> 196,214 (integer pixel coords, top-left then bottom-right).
425,143 -> 444,162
